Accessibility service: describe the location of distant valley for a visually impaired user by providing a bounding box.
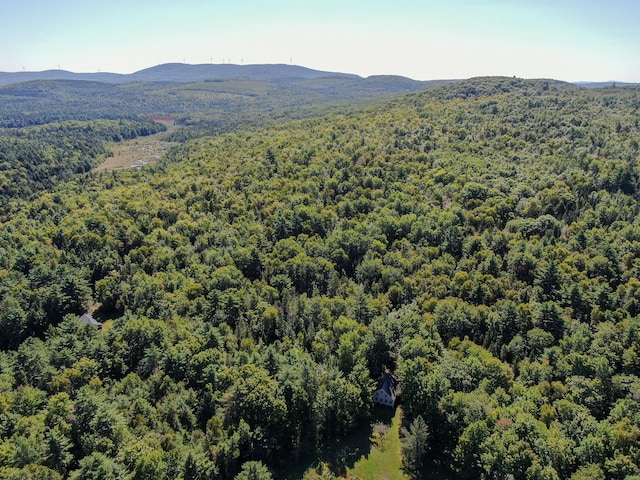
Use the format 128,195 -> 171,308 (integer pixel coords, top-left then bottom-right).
0,63 -> 456,137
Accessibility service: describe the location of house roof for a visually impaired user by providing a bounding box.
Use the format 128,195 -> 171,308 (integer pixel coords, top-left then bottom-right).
376,373 -> 397,399
79,313 -> 102,327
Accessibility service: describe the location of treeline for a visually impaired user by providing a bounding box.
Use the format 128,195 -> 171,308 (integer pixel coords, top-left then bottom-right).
0,119 -> 165,203
0,78 -> 639,479
0,81 -> 144,128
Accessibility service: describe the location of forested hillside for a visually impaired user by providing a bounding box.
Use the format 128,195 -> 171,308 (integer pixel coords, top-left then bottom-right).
1,77 -> 640,479
0,119 -> 165,203
0,72 -> 436,138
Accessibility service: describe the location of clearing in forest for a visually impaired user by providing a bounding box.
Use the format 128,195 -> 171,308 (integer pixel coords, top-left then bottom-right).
346,406 -> 408,480
281,407 -> 410,480
92,119 -> 178,172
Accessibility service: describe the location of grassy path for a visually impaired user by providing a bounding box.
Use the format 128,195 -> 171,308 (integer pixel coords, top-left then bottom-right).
346,407 -> 408,480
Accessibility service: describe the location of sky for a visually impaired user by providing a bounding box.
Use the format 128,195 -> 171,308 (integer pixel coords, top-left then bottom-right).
1,0 -> 639,82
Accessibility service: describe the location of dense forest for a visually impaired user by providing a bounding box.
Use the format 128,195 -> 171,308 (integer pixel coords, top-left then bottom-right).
0,119 -> 165,203
1,76 -> 640,479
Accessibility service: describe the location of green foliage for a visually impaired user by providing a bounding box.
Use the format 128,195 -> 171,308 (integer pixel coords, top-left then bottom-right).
0,119 -> 165,203
0,77 -> 639,479
401,415 -> 429,473
234,461 -> 273,480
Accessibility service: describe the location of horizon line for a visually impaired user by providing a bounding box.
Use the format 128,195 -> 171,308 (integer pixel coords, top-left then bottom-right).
0,62 -> 638,85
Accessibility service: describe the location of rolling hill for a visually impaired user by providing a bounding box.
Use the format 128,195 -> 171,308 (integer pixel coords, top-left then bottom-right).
0,62 -> 430,88
0,64 -> 450,136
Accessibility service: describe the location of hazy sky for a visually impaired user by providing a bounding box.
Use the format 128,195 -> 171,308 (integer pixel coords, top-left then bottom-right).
2,0 -> 639,81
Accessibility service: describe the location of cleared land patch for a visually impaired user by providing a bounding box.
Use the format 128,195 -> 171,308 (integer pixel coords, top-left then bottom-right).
347,407 -> 408,480
93,119 -> 178,172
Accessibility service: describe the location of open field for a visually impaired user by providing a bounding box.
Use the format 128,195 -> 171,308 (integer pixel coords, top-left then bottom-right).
274,406 -> 454,480
275,407 -> 410,480
347,407 -> 408,480
92,119 -> 178,172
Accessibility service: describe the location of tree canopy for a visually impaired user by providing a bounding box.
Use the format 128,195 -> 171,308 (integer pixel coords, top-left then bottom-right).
0,77 -> 639,479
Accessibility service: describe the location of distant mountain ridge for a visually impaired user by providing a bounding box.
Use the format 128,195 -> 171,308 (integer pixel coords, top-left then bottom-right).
0,63 -> 370,86
130,63 -> 361,83
0,63 -> 636,88
0,69 -> 127,85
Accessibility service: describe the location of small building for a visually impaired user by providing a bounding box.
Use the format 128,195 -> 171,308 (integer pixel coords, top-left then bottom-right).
373,372 -> 397,407
79,313 -> 102,328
